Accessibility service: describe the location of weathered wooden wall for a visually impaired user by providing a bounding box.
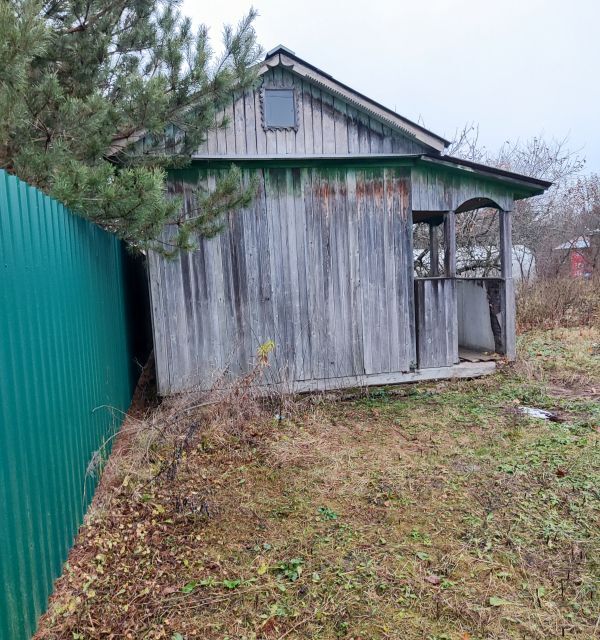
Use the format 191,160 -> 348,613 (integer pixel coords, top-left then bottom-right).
414,278 -> 457,368
195,68 -> 428,158
149,165 -> 415,394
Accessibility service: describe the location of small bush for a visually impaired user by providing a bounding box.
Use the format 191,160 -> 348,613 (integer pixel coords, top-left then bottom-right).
517,276 -> 600,331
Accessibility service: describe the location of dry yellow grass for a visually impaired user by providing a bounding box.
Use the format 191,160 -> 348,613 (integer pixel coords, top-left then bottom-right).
36,329 -> 600,640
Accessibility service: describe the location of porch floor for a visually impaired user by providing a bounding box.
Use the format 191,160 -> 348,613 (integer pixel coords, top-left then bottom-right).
458,347 -> 500,363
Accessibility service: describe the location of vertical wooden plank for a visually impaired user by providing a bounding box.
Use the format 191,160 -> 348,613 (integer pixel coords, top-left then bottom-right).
401,170 -> 416,368
304,168 -> 319,379
216,107 -> 227,155
358,168 -> 380,374
390,168 -> 412,372
450,278 -> 459,364
224,193 -> 249,376
346,169 -> 364,376
346,106 -> 360,154
263,168 -> 283,380
294,76 -> 305,155
308,169 -> 327,380
244,90 -> 257,155
369,117 -> 384,153
333,98 -> 349,154
500,207 -> 516,360
292,168 -> 311,380
310,85 -> 324,155
301,80 -> 314,154
254,169 -> 277,366
357,113 -> 371,154
224,97 -> 236,155
444,210 -> 456,277
329,169 -> 352,377
189,233 -> 208,384
429,223 -> 439,276
442,208 -> 459,365
323,170 -> 337,380
233,92 -> 247,154
382,168 -> 398,371
268,169 -> 294,381
374,169 -> 390,372
388,169 -> 404,371
205,171 -> 229,376
500,208 -> 513,280
321,91 -> 336,154
415,279 -> 426,368
254,85 -> 267,155
147,249 -> 170,392
282,168 -> 302,380
382,125 -> 393,153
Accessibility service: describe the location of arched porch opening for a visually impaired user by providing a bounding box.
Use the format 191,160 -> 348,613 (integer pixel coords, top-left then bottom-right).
412,197 -> 515,370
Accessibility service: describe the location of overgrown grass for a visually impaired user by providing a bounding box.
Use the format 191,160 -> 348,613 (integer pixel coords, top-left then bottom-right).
517,277 -> 600,332
36,329 -> 600,640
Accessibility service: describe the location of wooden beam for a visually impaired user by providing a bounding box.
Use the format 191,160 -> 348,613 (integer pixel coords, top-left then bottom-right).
500,208 -> 513,279
443,210 -> 456,277
429,223 -> 439,276
442,210 -> 458,362
499,208 -> 516,360
251,361 -> 497,395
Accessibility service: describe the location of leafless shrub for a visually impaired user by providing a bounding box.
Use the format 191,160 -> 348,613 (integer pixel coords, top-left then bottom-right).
87,343 -> 299,514
517,276 -> 600,332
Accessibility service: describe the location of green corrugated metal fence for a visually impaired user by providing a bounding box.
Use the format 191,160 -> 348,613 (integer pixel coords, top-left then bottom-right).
0,170 -> 136,639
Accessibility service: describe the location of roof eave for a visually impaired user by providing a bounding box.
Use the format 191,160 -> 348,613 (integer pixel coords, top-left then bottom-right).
419,154 -> 553,197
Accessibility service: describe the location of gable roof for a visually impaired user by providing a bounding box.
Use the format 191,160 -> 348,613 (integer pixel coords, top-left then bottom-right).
262,45 -> 450,153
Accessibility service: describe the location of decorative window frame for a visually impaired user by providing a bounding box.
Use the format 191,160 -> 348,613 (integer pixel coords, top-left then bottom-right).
260,86 -> 299,132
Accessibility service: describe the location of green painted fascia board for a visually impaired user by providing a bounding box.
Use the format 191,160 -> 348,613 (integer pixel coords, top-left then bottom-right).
176,154 -> 547,199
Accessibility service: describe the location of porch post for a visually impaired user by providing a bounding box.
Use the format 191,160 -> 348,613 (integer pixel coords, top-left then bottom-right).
499,208 -> 516,360
429,223 -> 439,276
444,210 -> 459,362
443,210 -> 456,277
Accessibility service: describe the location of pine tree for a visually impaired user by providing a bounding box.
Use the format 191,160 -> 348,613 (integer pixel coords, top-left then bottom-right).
0,0 -> 262,252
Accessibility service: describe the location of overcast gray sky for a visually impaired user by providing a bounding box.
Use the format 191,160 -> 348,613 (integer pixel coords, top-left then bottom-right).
182,0 -> 600,172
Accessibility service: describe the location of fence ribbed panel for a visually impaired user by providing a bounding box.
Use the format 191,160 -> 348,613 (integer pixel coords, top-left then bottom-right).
0,170 -> 134,638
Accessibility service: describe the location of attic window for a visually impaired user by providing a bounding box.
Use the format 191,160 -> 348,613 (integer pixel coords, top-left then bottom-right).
262,88 -> 297,129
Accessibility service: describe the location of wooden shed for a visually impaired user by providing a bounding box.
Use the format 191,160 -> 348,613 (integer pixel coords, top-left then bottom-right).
149,45 -> 551,395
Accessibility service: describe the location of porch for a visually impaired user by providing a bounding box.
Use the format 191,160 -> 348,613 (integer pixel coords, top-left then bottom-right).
412,189 -> 516,372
